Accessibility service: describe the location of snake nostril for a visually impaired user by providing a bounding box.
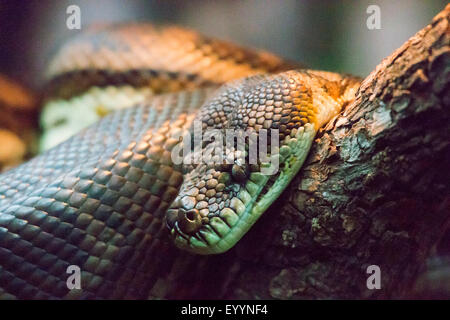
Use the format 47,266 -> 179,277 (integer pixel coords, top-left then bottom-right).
178,208 -> 202,234
185,209 -> 197,221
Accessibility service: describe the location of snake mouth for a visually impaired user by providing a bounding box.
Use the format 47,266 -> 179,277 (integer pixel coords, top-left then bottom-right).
166,123 -> 316,255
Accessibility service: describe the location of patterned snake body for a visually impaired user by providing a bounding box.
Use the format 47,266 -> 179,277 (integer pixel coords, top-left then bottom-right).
0,24 -> 360,298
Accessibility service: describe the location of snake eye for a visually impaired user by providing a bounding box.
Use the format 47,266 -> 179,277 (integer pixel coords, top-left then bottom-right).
218,172 -> 231,184
231,164 -> 249,182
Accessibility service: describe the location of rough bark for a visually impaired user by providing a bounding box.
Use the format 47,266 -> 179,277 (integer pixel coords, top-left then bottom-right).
153,5 -> 450,300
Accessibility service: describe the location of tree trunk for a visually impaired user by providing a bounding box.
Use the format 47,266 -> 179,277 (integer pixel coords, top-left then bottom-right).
152,4 -> 450,300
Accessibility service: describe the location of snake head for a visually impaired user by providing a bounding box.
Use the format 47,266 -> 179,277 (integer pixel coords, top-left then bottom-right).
165,120 -> 317,255
165,71 -> 359,254
166,149 -> 262,254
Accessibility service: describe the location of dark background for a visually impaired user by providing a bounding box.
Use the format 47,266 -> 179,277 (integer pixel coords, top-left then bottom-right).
0,0 -> 446,89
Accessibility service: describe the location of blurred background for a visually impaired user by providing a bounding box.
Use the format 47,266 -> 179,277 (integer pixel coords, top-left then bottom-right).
0,0 -> 446,90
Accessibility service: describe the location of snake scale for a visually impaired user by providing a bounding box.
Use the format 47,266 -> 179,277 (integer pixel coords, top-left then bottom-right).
0,24 -> 360,299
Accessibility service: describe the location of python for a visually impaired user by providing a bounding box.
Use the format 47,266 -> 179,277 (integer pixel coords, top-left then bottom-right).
0,23 -> 360,298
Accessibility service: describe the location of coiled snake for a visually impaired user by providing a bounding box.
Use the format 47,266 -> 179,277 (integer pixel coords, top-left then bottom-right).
0,24 -> 360,299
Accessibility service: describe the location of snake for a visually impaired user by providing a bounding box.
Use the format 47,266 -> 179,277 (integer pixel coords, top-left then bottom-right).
0,24 -> 360,299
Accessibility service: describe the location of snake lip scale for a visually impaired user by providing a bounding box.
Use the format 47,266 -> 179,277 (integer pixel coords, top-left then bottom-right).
0,23 -> 361,299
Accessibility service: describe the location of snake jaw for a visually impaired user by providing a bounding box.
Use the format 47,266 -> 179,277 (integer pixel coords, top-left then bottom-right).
167,163 -> 242,252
